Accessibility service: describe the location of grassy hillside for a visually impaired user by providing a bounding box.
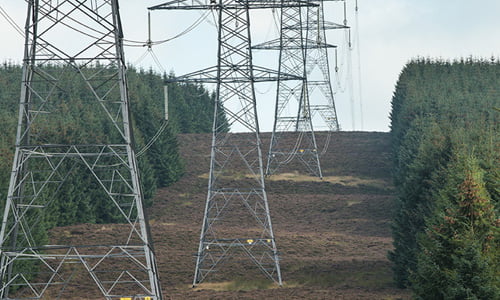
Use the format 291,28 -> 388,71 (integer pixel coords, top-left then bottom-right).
45,131 -> 411,299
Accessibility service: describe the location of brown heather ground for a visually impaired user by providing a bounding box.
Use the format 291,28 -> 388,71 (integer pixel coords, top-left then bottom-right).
49,131 -> 411,299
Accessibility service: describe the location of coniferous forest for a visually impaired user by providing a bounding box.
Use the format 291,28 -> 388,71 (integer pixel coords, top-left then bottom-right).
389,58 -> 500,298
0,62 -> 220,226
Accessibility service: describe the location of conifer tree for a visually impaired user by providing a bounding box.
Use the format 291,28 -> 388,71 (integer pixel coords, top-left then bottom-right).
411,153 -> 500,299
389,59 -> 499,290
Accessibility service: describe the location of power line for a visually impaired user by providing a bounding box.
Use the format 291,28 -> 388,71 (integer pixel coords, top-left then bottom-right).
0,5 -> 25,37
354,0 -> 364,130
124,10 -> 211,47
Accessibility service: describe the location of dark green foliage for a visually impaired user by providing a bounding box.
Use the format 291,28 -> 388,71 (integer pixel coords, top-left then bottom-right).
0,63 -> 218,226
163,71 -> 219,134
412,153 -> 499,299
389,58 -> 500,295
389,120 -> 452,287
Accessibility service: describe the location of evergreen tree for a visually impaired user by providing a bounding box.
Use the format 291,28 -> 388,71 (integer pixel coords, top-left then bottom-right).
389,59 -> 500,291
389,120 -> 451,287
411,153 -> 500,299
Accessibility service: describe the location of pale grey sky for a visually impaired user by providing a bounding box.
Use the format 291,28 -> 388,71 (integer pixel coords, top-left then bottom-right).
1,1 -> 499,132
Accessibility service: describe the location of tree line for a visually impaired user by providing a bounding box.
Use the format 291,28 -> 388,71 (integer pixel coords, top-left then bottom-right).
0,62 -> 222,226
389,58 -> 499,299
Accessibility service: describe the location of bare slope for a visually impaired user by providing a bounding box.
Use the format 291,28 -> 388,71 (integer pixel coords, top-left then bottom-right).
146,131 -> 409,299
49,132 -> 410,299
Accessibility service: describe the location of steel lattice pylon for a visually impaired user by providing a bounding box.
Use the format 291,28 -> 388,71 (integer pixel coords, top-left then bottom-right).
255,1 -> 348,177
304,1 -> 348,133
253,4 -> 324,178
0,1 -> 162,299
150,0 -> 313,287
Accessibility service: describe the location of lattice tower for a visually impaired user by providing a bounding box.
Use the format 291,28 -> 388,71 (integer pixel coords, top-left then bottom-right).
253,1 -> 348,177
149,0 -> 314,287
304,0 -> 348,133
0,1 -> 162,299
253,4 -> 323,178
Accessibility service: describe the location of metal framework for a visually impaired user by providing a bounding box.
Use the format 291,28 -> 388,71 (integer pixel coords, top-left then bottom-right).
0,1 -> 162,299
150,0 -> 313,287
305,1 -> 347,133
253,4 -> 324,178
255,0 -> 348,177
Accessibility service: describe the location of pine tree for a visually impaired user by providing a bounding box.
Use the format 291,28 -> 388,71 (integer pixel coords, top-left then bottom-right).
389,119 -> 451,287
411,153 -> 500,299
389,59 -> 500,289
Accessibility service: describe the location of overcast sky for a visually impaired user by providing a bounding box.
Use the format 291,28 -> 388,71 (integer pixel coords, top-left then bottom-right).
1,1 -> 500,132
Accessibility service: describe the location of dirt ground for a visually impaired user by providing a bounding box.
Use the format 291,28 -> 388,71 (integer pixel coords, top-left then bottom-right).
147,132 -> 409,299
48,132 -> 411,299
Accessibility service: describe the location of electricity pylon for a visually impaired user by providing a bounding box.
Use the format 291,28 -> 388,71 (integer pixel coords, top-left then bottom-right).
255,1 -> 349,177
253,4 -> 325,178
305,1 -> 347,133
150,0 -> 314,287
0,1 -> 162,299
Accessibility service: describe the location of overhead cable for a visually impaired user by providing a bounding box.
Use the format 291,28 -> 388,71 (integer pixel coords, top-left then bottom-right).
354,0 -> 364,130
0,5 -> 25,37
123,10 -> 211,47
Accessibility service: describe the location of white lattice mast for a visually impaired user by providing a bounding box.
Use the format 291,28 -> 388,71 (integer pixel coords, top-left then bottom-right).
0,1 -> 162,299
150,0 -> 313,287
